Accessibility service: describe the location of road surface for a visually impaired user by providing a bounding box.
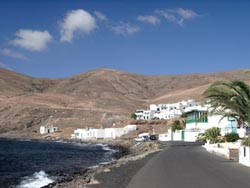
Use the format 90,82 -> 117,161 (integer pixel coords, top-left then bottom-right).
126,142 -> 250,188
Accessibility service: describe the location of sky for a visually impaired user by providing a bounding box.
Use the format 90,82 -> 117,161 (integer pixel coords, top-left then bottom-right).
0,0 -> 250,78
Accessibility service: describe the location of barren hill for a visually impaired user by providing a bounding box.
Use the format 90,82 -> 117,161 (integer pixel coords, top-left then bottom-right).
1,68 -> 250,138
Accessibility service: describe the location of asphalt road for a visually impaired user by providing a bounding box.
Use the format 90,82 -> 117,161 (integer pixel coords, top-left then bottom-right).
126,142 -> 250,188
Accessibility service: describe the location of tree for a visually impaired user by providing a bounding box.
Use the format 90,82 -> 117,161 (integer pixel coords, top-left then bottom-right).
130,113 -> 137,120
203,80 -> 250,127
205,127 -> 221,144
171,120 -> 185,132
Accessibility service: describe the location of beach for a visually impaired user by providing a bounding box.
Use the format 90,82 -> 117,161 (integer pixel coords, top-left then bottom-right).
50,140 -> 164,188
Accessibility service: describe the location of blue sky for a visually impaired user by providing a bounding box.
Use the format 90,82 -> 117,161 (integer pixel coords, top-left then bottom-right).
0,0 -> 250,78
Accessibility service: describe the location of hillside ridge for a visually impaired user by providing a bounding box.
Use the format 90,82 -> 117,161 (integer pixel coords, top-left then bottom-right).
0,68 -> 250,138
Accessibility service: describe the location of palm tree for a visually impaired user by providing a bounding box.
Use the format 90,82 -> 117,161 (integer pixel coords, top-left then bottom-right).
171,119 -> 186,132
203,80 -> 250,127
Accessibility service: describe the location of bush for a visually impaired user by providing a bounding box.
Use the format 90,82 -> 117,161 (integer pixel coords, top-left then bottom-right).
196,133 -> 206,142
225,133 -> 239,142
205,127 -> 221,144
242,137 -> 250,146
130,113 -> 137,120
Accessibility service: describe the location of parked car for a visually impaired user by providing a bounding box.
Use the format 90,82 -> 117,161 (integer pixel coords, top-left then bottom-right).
149,135 -> 157,141
134,136 -> 146,142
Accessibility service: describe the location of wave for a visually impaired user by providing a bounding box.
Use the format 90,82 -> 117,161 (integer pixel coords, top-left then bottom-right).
96,143 -> 116,152
16,171 -> 54,188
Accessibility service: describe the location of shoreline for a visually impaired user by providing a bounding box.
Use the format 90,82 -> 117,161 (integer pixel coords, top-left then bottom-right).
48,139 -> 164,188
0,137 -> 164,188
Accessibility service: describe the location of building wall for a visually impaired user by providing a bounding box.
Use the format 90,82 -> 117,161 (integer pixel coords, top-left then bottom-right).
74,129 -> 88,139
173,130 -> 182,141
185,109 -> 237,135
104,128 -> 115,138
239,146 -> 250,167
40,125 -> 58,134
184,131 -> 199,142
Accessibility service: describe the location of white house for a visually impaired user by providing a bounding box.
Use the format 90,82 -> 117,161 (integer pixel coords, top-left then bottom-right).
40,125 -> 59,134
179,105 -> 241,142
73,125 -> 137,140
73,128 -> 105,139
184,105 -> 238,135
136,99 -> 200,120
135,110 -> 144,120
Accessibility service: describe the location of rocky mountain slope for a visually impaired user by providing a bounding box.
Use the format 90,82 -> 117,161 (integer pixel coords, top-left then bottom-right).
1,68 -> 250,138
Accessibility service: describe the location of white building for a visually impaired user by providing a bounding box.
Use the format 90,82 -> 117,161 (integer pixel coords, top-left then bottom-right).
135,110 -> 144,120
73,125 -> 137,140
135,110 -> 155,120
40,125 -> 58,134
136,99 -> 200,120
74,128 -> 105,139
184,105 -> 238,135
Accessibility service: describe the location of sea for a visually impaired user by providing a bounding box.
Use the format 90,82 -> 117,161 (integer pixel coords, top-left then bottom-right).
0,139 -> 114,188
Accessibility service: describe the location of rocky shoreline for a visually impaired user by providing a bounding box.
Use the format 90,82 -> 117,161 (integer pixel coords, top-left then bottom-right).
44,139 -> 164,188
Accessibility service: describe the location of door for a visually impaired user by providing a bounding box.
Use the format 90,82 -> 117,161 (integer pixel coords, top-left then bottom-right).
181,130 -> 185,140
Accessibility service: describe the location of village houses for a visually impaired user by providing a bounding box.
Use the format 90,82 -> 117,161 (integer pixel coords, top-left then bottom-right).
135,99 -> 199,120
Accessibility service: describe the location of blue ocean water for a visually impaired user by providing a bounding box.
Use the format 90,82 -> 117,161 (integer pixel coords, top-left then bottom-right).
0,139 -> 113,188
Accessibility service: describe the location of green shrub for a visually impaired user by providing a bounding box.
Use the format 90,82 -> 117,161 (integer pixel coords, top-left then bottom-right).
196,133 -> 206,142
225,133 -> 239,142
130,113 -> 137,120
242,137 -> 250,146
205,127 -> 221,144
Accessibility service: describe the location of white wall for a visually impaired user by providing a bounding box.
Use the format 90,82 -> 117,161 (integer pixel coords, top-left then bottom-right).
40,125 -> 58,134
203,143 -> 230,159
150,104 -> 158,111
124,124 -> 137,131
184,131 -> 199,142
237,128 -> 246,138
104,128 -> 130,139
104,128 -> 115,139
239,146 -> 250,167
90,129 -> 105,139
40,126 -> 46,134
185,122 -> 209,131
173,130 -> 182,141
159,134 -> 171,141
74,125 -> 136,140
74,129 -> 88,139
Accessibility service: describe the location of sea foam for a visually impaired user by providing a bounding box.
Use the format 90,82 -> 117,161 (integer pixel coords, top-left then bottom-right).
16,171 -> 54,188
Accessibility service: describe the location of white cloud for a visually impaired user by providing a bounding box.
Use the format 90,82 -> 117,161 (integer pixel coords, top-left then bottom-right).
60,9 -> 97,42
155,10 -> 177,23
10,29 -> 53,51
137,15 -> 160,25
156,8 -> 199,26
110,22 -> 140,36
94,11 -> 108,22
175,8 -> 198,20
0,48 -> 29,60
